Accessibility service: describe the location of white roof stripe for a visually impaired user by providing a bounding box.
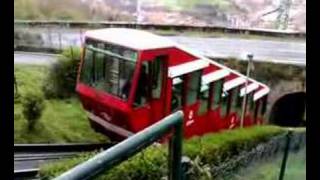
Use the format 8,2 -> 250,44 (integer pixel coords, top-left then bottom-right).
202,69 -> 230,85
240,83 -> 259,97
174,43 -> 269,90
168,60 -> 209,78
254,88 -> 270,101
200,84 -> 209,92
223,77 -> 246,91
172,77 -> 183,85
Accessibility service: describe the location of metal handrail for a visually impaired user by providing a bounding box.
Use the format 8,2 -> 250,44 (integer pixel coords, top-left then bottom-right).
54,111 -> 184,180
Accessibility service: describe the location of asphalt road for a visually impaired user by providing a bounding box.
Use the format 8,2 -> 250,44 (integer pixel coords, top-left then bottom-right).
169,36 -> 305,65
14,52 -> 58,65
15,28 -> 306,66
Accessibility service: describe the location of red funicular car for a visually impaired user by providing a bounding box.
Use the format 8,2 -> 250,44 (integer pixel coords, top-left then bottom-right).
76,28 -> 270,140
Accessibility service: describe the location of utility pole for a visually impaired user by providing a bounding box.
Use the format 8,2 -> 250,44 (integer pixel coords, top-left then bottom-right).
276,0 -> 292,30
240,53 -> 253,128
136,0 -> 142,23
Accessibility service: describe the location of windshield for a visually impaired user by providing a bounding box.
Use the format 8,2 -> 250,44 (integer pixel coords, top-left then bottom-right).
80,38 -> 138,101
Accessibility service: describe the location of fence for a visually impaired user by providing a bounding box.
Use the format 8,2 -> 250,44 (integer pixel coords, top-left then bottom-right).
14,20 -> 305,38
14,24 -> 85,53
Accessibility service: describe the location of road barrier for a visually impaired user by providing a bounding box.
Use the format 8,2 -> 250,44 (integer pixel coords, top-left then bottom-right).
54,111 -> 184,180
14,20 -> 305,38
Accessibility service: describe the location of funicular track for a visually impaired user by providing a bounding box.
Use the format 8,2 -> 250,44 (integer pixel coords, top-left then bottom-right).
14,143 -> 116,179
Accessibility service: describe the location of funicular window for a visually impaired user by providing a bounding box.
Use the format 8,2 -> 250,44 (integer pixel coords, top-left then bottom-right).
80,49 -> 94,84
253,99 -> 260,120
230,87 -> 240,113
133,62 -> 149,107
186,71 -> 201,105
79,39 -> 138,101
198,85 -> 209,115
246,93 -> 254,115
151,56 -> 164,99
236,94 -> 243,115
171,77 -> 183,112
221,90 -> 230,118
211,79 -> 223,110
133,56 -> 165,107
249,93 -> 255,111
260,96 -> 268,117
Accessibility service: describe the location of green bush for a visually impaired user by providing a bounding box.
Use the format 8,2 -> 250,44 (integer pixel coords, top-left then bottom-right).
43,47 -> 81,99
22,92 -> 45,131
39,126 -> 285,179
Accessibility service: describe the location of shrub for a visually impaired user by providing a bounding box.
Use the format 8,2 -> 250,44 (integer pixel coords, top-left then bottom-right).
43,47 -> 81,99
39,126 -> 286,179
22,92 -> 45,131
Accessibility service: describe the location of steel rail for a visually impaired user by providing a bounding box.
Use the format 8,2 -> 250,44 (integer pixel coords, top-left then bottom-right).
14,142 -> 116,153
14,143 -> 116,179
14,168 -> 39,179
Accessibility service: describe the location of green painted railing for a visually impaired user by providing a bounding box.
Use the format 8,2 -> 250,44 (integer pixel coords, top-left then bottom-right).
54,111 -> 184,180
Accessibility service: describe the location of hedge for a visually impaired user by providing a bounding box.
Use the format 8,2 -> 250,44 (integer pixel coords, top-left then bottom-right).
39,125 -> 285,179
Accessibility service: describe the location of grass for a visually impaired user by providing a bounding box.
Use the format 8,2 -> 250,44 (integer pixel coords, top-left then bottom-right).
230,147 -> 306,180
39,125 -> 287,179
14,64 -> 107,143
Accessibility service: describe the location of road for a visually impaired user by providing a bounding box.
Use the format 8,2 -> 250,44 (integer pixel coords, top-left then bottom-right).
15,28 -> 306,66
14,52 -> 58,65
169,36 -> 305,65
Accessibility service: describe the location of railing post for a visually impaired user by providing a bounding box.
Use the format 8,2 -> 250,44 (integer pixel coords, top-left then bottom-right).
168,120 -> 183,180
279,129 -> 292,180
181,156 -> 191,180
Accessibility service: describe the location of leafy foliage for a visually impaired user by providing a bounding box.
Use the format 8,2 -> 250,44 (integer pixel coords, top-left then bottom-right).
43,47 -> 81,99
40,126 -> 285,179
14,65 -> 107,143
22,91 -> 45,131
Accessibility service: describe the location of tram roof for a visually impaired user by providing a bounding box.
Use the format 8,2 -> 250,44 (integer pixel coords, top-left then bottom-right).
85,28 -> 176,50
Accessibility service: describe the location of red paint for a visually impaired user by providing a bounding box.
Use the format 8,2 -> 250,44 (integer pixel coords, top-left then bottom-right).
76,34 -> 269,141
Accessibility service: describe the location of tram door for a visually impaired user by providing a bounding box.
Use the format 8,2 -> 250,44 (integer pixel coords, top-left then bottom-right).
146,55 -> 168,124
169,70 -> 202,137
131,55 -> 168,130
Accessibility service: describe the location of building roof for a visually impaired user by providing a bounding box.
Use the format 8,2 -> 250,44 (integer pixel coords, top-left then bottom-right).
85,28 -> 176,50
